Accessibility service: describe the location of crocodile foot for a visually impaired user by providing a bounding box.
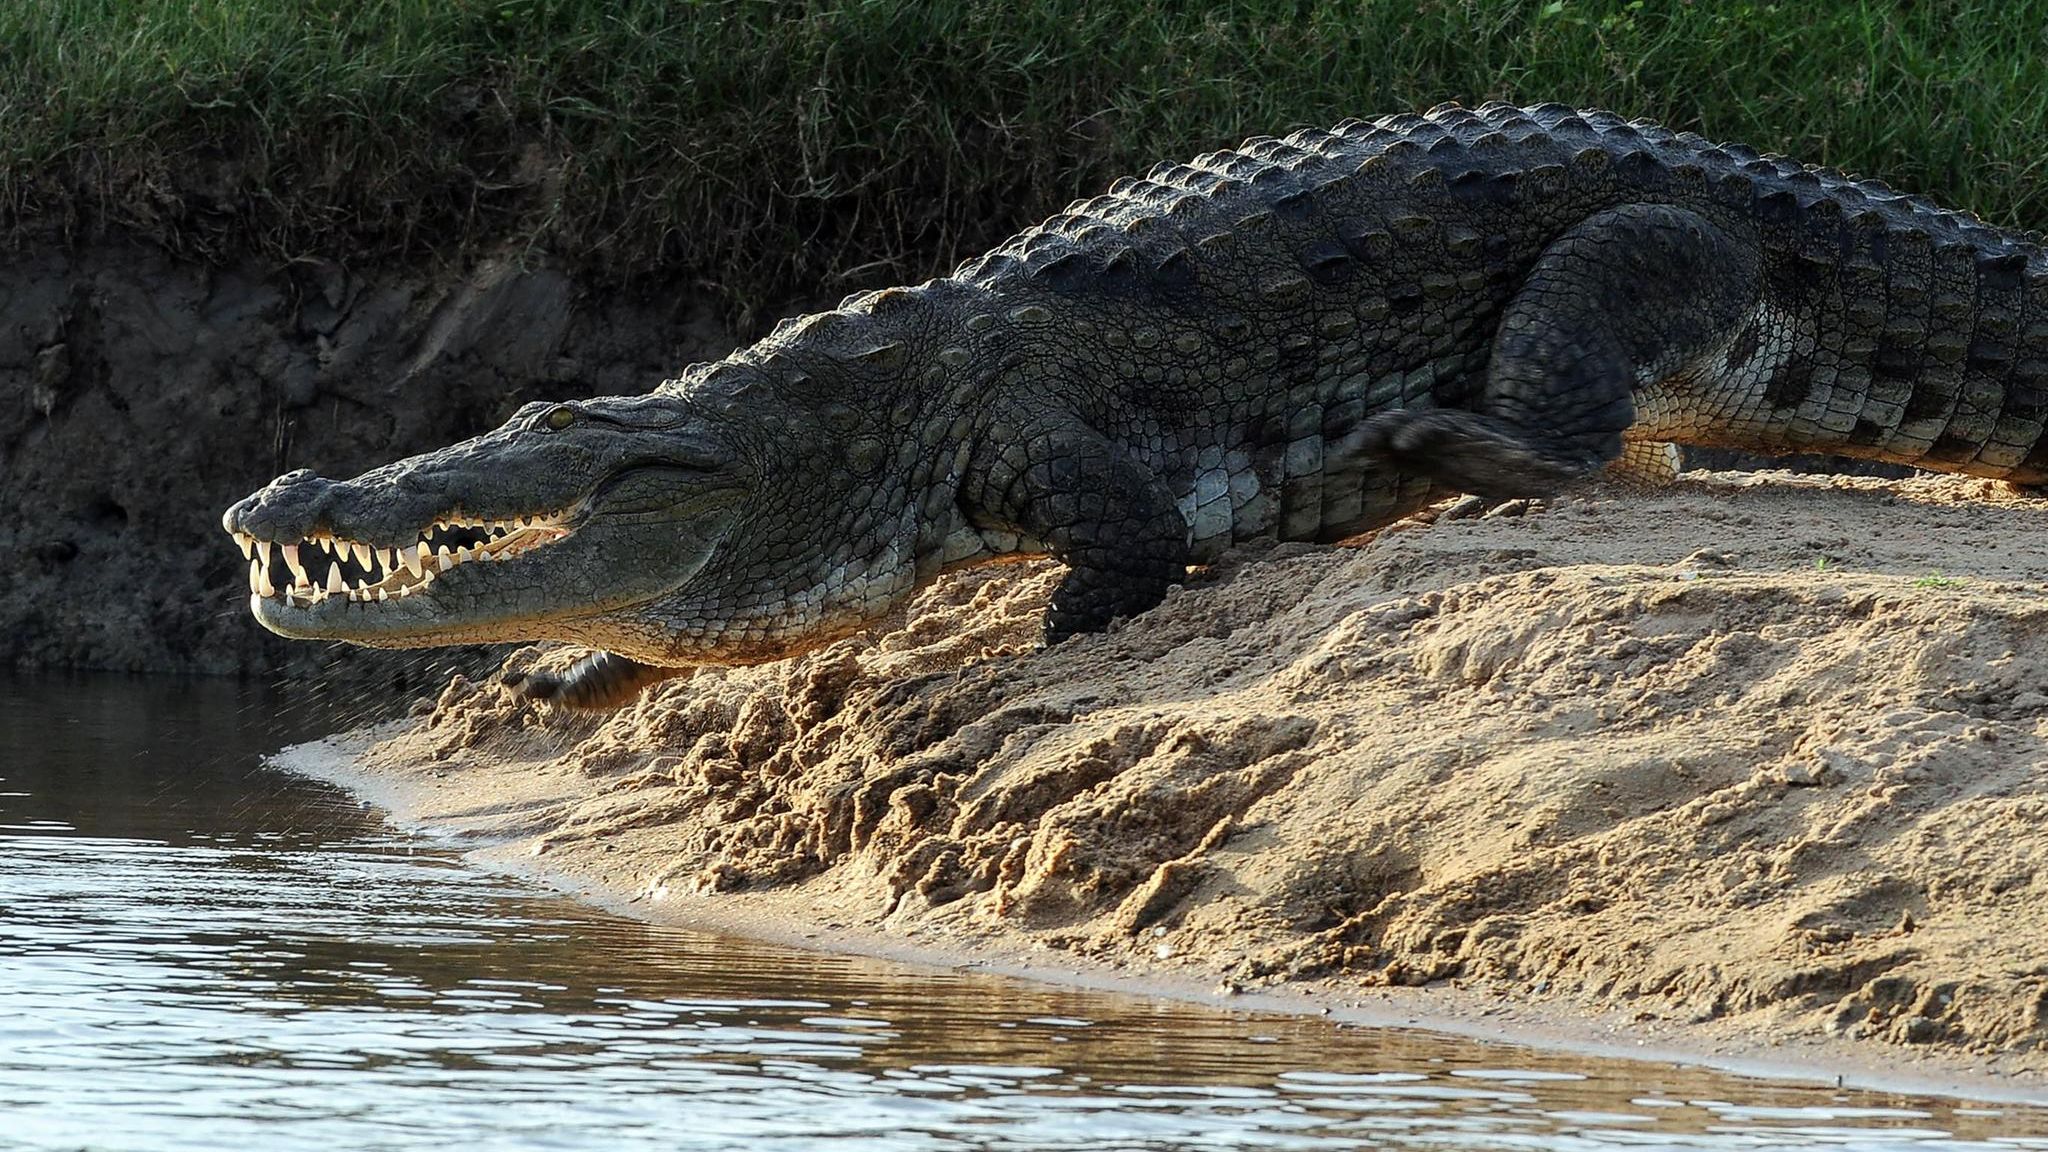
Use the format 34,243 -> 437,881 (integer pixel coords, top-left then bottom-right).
503,651 -> 684,710
1429,494 -> 1544,522
1349,409 -> 1596,499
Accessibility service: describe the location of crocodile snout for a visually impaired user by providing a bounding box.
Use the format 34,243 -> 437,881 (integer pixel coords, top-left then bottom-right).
222,469 -> 339,540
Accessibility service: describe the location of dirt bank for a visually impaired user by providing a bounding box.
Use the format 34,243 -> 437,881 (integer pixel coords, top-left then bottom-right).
0,240 -> 738,676
325,470 -> 2048,1083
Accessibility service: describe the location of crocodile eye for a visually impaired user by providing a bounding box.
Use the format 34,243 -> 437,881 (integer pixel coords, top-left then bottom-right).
545,406 -> 576,431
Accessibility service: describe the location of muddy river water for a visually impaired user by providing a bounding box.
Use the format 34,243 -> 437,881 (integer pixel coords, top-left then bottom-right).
4,672 -> 2046,1150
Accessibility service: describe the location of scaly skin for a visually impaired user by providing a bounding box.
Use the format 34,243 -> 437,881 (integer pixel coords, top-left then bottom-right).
224,102 -> 2048,706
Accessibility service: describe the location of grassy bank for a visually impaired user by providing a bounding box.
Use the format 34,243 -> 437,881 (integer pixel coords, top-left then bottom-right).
4,0 -> 2044,319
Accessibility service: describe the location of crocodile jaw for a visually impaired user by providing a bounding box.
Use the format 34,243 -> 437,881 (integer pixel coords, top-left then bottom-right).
234,511 -> 575,645
223,388 -> 763,654
228,484 -> 747,652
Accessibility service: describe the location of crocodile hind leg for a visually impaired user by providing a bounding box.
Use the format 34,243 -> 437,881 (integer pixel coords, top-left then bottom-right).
971,421 -> 1190,643
1350,203 -> 1761,498
504,651 -> 684,709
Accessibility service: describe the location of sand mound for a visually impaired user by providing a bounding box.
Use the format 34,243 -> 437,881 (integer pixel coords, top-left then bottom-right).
364,471 -> 2048,1070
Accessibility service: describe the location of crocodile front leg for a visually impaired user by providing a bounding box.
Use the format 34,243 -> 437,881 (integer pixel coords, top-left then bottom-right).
970,420 -> 1190,643
1354,203 -> 1762,497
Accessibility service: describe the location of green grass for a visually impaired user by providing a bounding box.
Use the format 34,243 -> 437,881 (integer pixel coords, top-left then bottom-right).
4,0 -> 2045,321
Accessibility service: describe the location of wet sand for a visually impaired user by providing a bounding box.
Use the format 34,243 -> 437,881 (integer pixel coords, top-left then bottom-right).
283,469 -> 2048,1101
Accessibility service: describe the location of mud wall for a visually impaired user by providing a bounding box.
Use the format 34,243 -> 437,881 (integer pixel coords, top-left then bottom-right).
0,239 -> 742,680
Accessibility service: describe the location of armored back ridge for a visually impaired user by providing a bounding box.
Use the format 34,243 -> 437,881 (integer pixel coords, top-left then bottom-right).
223,103 -> 2047,705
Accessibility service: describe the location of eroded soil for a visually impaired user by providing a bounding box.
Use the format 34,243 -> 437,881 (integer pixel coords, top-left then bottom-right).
358,471 -> 2048,1075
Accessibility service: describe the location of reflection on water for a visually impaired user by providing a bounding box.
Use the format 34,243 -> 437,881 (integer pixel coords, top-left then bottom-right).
3,673 -> 2046,1151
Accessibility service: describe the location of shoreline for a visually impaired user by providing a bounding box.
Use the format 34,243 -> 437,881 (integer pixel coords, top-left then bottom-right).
279,729 -> 2046,1105
274,471 -> 2048,1107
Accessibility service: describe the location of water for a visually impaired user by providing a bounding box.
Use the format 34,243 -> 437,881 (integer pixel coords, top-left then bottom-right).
3,674 -> 2045,1151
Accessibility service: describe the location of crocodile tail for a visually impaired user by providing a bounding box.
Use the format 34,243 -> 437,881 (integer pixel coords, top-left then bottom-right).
1829,238 -> 2048,482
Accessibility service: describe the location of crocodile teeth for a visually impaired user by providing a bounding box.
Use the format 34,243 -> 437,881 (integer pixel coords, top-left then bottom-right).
281,544 -> 308,588
238,505 -> 576,610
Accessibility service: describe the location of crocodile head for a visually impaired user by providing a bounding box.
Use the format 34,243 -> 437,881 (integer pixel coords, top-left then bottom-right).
222,372 -> 905,666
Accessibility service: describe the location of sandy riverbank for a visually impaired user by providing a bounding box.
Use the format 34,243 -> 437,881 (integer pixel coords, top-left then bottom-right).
284,469 -> 2048,1098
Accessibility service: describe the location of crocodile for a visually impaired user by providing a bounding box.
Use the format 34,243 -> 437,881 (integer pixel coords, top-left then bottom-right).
223,102 -> 2048,708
